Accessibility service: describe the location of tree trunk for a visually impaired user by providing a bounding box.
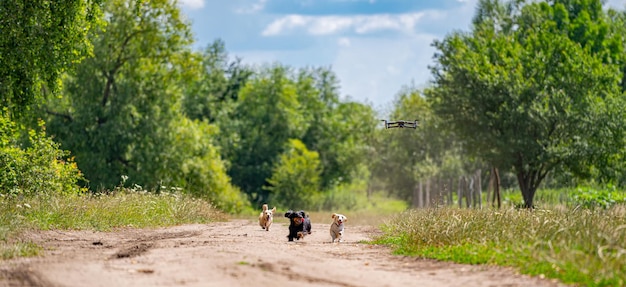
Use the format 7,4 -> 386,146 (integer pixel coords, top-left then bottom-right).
521,187 -> 537,209
514,153 -> 549,209
419,181 -> 424,208
412,183 -> 419,208
448,178 -> 454,206
476,169 -> 482,209
517,170 -> 538,209
425,178 -> 431,207
486,171 -> 492,207
457,176 -> 463,208
492,167 -> 501,209
468,176 -> 474,208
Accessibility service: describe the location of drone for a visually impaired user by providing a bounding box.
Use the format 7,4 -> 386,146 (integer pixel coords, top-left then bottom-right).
381,119 -> 419,129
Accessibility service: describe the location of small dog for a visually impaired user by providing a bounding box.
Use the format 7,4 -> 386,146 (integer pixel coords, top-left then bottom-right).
258,204 -> 276,231
284,210 -> 312,241
330,213 -> 347,243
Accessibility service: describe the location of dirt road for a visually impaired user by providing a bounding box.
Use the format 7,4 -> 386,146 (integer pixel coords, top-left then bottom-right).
0,218 -> 566,287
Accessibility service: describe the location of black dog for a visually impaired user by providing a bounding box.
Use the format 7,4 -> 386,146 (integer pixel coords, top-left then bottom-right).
284,210 -> 312,241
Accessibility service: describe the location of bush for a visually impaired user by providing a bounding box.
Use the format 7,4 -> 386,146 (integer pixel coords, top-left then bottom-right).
164,117 -> 248,213
265,139 -> 321,210
571,186 -> 626,209
0,116 -> 84,197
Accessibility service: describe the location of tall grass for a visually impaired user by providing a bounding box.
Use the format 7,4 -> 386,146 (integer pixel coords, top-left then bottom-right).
374,206 -> 626,286
0,190 -> 225,260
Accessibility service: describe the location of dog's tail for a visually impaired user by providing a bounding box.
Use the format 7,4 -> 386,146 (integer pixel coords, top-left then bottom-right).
262,204 -> 268,211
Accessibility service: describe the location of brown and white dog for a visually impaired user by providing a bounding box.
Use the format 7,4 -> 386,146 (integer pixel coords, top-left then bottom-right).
330,213 -> 347,243
258,204 -> 276,231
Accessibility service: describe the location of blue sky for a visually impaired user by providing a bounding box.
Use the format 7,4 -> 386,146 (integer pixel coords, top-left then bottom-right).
179,0 -> 626,110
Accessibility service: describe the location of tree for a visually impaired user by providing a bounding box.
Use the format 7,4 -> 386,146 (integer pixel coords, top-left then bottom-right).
182,39 -> 253,123
265,139 -> 321,209
43,0 -> 247,211
297,67 -> 378,189
224,64 -> 379,204
0,0 -> 102,118
225,64 -> 308,204
428,0 -> 626,208
374,88 -> 468,203
45,0 -> 192,187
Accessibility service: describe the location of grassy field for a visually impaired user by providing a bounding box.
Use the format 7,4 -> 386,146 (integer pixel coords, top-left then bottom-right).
0,190 -> 226,259
373,206 -> 626,287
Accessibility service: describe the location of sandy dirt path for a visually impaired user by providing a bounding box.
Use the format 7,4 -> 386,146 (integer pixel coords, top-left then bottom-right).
0,218 -> 567,287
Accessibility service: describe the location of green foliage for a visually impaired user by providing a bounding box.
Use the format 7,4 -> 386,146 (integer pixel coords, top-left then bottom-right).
0,0 -> 102,117
375,207 -> 626,286
265,139 -> 321,209
45,0 -> 194,188
297,67 -> 378,189
499,186 -> 626,209
0,115 -> 84,197
571,186 -> 626,209
182,39 -> 253,123
225,65 -> 306,204
428,0 -> 626,208
374,88 -> 470,202
40,0 -> 245,212
316,187 -> 359,211
222,64 -> 378,204
164,117 -> 247,213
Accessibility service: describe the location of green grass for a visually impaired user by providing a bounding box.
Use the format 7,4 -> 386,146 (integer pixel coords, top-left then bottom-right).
0,190 -> 226,260
373,206 -> 626,287
233,191 -> 409,226
499,186 -> 626,209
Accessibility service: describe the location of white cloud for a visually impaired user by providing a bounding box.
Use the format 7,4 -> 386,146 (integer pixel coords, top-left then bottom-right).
179,0 -> 204,9
235,0 -> 268,14
262,12 -> 433,36
337,37 -> 351,47
332,34 -> 437,109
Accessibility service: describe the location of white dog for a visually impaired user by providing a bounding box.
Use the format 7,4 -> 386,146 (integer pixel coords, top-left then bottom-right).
258,204 -> 276,231
330,213 -> 347,243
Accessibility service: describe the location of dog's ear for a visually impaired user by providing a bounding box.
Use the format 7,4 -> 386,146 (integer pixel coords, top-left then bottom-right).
284,210 -> 293,218
271,207 -> 276,213
332,213 -> 337,219
343,215 -> 347,221
298,210 -> 306,218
